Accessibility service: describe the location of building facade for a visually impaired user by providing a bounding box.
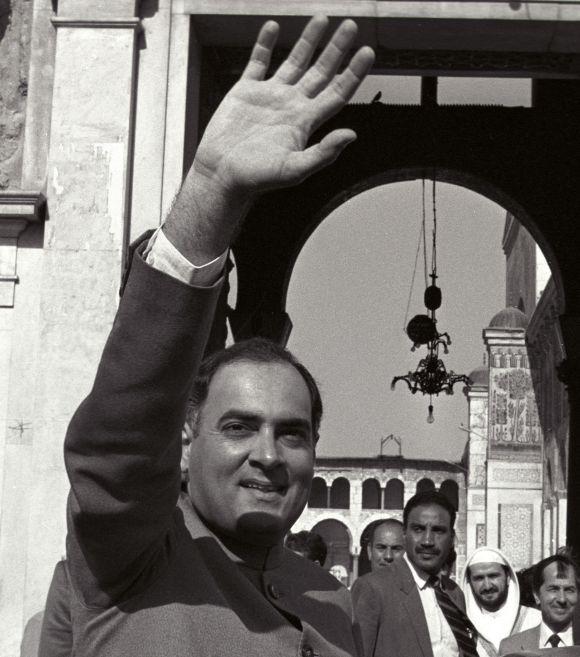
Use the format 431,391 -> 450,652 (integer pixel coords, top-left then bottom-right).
462,216 -> 568,569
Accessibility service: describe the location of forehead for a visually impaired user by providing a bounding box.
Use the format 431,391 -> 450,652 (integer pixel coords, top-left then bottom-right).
374,524 -> 404,544
470,562 -> 506,578
407,503 -> 451,527
204,360 -> 312,420
541,562 -> 577,587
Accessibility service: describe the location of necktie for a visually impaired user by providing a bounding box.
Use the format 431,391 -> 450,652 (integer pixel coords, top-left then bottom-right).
428,576 -> 479,657
548,634 -> 561,647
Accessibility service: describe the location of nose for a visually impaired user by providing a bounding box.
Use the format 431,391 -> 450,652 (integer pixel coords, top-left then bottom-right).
249,428 -> 282,470
385,548 -> 394,563
421,528 -> 434,546
555,589 -> 567,605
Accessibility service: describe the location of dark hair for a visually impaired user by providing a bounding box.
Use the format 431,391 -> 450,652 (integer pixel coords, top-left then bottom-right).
403,490 -> 457,530
285,531 -> 328,565
371,518 -> 404,544
533,554 -> 580,595
188,337 -> 323,442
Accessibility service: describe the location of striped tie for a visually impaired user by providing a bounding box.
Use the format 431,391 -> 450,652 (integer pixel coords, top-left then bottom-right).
428,576 -> 479,657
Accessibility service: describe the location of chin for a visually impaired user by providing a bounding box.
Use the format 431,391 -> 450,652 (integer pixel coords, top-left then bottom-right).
236,512 -> 288,545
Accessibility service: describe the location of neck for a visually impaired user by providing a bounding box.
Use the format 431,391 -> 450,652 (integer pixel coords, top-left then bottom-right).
545,620 -> 571,634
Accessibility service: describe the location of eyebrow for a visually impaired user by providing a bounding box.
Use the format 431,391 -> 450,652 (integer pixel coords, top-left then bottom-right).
219,410 -> 312,430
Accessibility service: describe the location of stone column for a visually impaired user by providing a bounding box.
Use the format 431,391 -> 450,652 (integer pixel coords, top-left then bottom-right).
0,2 -> 141,652
350,478 -> 362,512
351,547 -> 360,582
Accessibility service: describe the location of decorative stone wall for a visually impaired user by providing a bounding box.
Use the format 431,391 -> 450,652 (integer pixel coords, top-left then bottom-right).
0,0 -> 33,190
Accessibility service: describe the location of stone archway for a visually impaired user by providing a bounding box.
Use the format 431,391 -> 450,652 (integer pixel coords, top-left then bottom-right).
312,519 -> 352,582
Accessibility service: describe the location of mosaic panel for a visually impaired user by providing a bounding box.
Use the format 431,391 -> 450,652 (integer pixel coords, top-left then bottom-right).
476,523 -> 486,548
499,504 -> 533,570
490,369 -> 541,451
491,468 -> 541,483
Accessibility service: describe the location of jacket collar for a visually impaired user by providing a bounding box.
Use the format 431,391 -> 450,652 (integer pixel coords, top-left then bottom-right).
177,493 -> 284,571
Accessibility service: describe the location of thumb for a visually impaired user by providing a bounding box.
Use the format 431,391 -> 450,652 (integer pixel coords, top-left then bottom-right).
285,129 -> 357,184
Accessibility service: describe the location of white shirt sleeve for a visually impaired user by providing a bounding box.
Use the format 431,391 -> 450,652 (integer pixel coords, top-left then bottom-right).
143,226 -> 228,288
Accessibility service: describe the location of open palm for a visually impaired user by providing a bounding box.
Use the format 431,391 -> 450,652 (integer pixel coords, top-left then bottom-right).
193,17 -> 375,196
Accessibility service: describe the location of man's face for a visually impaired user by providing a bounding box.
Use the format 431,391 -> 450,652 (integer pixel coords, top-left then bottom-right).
188,360 -> 315,546
468,562 -> 509,612
404,504 -> 454,578
534,562 -> 578,632
367,523 -> 405,570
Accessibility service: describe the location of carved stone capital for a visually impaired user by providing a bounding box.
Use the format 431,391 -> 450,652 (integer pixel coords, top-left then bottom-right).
0,191 -> 46,307
0,191 -> 45,232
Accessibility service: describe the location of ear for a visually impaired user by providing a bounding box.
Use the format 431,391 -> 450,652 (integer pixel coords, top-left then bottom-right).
181,426 -> 192,480
533,591 -> 540,606
367,544 -> 372,560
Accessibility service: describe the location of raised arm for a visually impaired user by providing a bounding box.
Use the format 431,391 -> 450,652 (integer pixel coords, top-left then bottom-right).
65,15 -> 374,606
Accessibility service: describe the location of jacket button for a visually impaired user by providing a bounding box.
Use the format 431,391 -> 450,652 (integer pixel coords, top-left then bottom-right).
301,646 -> 315,657
267,583 -> 281,599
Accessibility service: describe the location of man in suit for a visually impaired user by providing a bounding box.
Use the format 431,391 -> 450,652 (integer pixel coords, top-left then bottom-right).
499,555 -> 579,654
367,519 -> 405,570
63,15 -> 375,657
352,490 -> 478,657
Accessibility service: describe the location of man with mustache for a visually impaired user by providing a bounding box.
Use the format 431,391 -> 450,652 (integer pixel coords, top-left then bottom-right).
462,547 -> 541,657
353,490 -> 477,657
499,555 -> 579,654
62,14 -> 374,657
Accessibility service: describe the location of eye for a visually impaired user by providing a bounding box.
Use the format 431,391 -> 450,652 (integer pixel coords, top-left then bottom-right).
278,427 -> 312,446
222,422 -> 253,437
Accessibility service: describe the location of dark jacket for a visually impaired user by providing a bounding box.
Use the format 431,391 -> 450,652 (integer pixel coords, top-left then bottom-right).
64,247 -> 359,657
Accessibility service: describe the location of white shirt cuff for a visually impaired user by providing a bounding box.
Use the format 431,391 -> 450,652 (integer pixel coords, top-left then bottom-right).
143,226 -> 228,288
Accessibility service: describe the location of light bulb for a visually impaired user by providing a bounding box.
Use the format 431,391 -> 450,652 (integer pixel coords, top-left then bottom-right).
427,404 -> 435,424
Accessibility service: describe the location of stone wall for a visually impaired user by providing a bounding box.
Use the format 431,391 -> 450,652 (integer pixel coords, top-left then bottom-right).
0,0 -> 33,190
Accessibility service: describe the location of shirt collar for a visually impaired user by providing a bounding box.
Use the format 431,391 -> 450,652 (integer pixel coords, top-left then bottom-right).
404,552 -> 432,590
539,621 -> 574,647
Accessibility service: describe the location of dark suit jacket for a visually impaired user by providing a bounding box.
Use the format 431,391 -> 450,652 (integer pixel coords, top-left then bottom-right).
64,245 -> 360,657
352,559 -> 466,657
499,626 -> 540,655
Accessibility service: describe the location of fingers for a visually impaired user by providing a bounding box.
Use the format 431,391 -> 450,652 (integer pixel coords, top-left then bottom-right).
285,129 -> 357,184
297,19 -> 359,98
241,20 -> 280,81
273,15 -> 329,84
311,45 -> 375,130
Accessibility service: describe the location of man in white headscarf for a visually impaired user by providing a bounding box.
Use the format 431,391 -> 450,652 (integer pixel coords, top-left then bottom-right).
462,547 -> 541,657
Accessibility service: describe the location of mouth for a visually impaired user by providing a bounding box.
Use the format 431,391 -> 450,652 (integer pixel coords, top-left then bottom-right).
550,606 -> 570,614
417,551 -> 439,558
240,480 -> 286,495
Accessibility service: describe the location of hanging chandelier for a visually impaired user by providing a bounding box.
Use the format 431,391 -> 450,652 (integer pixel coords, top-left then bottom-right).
391,179 -> 470,423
